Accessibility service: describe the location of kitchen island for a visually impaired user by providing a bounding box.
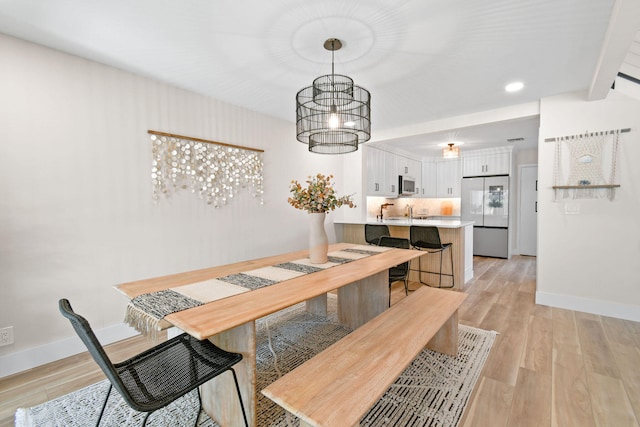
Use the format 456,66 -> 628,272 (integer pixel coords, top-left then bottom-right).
334,218 -> 474,287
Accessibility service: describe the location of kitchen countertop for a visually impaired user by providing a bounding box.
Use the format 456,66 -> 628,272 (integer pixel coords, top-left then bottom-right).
334,218 -> 474,228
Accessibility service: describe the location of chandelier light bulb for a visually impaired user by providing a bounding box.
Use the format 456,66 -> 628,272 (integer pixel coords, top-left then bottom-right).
328,105 -> 340,129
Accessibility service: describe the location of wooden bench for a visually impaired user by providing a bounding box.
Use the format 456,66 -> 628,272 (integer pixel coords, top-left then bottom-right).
261,286 -> 468,427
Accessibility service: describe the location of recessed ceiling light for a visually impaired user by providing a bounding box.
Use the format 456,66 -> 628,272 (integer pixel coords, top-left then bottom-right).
505,81 -> 524,92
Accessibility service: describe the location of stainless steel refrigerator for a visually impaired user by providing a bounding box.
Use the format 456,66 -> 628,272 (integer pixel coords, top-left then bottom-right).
461,176 -> 509,258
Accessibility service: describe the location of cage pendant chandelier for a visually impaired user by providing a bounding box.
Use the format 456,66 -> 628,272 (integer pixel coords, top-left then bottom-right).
296,38 -> 371,154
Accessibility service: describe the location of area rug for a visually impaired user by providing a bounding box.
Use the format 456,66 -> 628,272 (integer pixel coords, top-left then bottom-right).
15,297 -> 496,427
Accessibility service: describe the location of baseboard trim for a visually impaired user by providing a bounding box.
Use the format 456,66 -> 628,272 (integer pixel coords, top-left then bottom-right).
536,291 -> 640,322
464,266 -> 474,284
0,323 -> 139,379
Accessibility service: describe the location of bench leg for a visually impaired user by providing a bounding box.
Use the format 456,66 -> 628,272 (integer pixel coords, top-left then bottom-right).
426,310 -> 459,356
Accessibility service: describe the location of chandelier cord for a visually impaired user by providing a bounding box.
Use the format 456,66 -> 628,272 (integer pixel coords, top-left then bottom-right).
331,40 -> 336,107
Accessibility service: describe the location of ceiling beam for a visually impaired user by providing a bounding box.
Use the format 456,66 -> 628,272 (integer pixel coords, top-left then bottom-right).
588,0 -> 640,100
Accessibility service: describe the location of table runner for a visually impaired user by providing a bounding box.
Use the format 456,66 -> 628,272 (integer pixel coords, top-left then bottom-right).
124,245 -> 390,338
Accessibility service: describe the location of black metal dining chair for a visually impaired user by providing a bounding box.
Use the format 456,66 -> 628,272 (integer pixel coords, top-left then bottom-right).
409,226 -> 454,288
58,299 -> 248,427
378,236 -> 411,306
364,223 -> 390,245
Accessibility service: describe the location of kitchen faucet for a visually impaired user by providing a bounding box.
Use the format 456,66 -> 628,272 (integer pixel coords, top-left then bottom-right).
378,203 -> 394,221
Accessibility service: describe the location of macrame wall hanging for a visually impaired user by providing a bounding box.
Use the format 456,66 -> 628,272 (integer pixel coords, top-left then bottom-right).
548,128 -> 629,201
149,130 -> 264,208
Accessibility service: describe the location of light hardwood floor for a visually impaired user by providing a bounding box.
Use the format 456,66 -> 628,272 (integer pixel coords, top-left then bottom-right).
1,256 -> 639,427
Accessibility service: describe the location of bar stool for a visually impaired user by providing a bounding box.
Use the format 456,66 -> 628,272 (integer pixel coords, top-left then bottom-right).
377,236 -> 411,306
364,224 -> 390,245
409,226 -> 454,288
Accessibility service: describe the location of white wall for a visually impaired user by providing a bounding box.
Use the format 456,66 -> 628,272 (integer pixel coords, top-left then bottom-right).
0,34 -> 346,376
536,90 -> 640,321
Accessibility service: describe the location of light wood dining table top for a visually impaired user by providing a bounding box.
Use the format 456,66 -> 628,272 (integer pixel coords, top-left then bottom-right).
116,243 -> 423,340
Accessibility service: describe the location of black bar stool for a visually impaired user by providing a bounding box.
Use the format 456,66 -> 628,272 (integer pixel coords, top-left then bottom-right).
378,236 -> 411,306
409,226 -> 454,288
364,223 -> 390,245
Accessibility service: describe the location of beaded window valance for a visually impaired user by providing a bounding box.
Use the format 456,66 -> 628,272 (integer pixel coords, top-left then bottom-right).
149,130 -> 264,207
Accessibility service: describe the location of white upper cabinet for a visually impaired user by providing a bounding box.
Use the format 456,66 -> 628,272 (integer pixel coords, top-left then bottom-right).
420,159 -> 461,198
396,155 -> 421,178
364,145 -> 385,196
462,150 -> 511,177
384,150 -> 398,195
365,147 -> 425,197
421,160 -> 437,198
396,155 -> 422,196
364,146 -> 397,197
436,159 -> 462,197
411,159 -> 422,196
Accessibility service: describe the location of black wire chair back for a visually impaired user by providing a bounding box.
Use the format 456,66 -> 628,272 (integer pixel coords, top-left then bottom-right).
59,299 -> 248,427
365,224 -> 390,245
409,226 -> 445,250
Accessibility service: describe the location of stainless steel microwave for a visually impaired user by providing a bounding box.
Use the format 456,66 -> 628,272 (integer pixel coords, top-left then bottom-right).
398,175 -> 416,196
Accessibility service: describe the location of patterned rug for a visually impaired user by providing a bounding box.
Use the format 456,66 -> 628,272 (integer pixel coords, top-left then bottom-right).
15,296 -> 496,427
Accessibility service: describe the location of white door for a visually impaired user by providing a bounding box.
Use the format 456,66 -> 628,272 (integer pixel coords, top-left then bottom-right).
519,165 -> 538,256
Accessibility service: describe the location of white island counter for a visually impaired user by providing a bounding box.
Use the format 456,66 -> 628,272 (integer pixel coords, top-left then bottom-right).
334,218 -> 474,287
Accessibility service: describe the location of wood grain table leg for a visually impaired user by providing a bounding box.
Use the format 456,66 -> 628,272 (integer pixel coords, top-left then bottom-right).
337,270 -> 388,330
202,321 -> 257,427
426,310 -> 459,356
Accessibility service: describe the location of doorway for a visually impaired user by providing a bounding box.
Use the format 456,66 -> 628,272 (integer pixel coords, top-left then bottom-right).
518,164 -> 538,256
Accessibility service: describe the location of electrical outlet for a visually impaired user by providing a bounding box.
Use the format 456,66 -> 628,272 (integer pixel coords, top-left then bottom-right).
0,326 -> 14,346
564,203 -> 580,215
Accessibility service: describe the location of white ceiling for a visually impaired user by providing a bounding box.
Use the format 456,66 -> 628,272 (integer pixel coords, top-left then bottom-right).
0,0 -> 618,155
621,30 -> 640,79
375,115 -> 540,157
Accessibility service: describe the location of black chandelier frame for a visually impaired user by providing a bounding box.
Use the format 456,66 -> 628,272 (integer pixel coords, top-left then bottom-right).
296,38 -> 371,154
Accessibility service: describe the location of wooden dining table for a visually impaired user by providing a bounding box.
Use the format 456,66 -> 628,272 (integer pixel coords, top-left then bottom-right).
116,243 -> 423,427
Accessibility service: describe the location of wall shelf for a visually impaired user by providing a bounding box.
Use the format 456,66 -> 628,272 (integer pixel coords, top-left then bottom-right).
552,184 -> 620,189
552,184 -> 620,201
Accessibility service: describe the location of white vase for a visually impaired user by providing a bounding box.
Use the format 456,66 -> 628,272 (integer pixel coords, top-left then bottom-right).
308,212 -> 328,264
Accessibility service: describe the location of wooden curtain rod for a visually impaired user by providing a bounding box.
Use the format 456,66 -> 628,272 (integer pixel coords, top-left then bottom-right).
147,130 -> 264,153
544,128 -> 630,143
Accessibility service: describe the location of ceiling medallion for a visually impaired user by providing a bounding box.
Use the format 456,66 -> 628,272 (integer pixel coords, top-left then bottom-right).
295,38 -> 371,154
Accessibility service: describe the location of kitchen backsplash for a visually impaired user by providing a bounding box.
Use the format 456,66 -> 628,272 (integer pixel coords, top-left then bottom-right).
367,196 -> 461,219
